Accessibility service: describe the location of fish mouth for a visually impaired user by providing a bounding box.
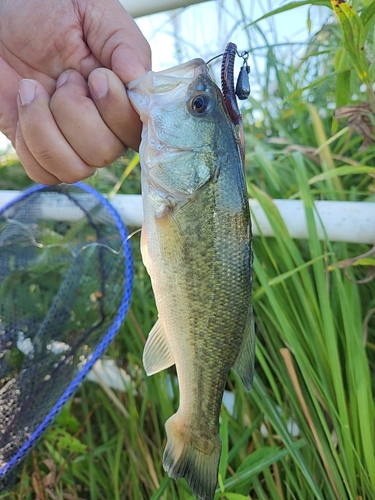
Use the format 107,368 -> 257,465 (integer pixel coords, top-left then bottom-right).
127,59 -> 208,122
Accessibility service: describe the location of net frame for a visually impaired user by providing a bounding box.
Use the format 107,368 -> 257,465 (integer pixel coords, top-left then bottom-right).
0,182 -> 133,484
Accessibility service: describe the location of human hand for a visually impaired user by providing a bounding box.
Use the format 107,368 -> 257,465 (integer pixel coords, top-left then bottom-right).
0,0 -> 151,184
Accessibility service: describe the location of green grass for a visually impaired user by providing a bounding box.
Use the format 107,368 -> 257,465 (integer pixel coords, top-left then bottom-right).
2,0 -> 375,498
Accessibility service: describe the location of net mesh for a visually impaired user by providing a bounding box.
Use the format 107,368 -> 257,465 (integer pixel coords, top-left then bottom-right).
0,183 -> 133,490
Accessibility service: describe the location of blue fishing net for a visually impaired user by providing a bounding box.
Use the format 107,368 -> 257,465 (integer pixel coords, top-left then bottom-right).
0,183 -> 133,490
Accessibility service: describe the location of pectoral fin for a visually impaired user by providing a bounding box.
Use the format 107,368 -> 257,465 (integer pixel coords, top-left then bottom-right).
143,319 -> 175,376
233,308 -> 255,391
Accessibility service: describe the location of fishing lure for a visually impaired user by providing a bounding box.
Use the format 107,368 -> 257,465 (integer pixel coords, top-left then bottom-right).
220,42 -> 250,164
206,46 -> 251,101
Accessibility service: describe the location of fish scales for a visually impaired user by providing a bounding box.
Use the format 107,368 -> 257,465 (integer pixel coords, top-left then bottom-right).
127,58 -> 255,500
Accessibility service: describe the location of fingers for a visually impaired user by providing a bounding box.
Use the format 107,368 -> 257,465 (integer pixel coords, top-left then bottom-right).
85,0 -> 151,81
50,70 -> 127,166
16,67 -> 142,185
17,78 -> 96,184
15,121 -> 60,184
17,69 -> 132,184
0,59 -> 21,146
88,68 -> 142,151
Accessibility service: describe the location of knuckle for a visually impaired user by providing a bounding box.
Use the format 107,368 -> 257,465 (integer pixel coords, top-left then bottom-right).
94,153 -> 116,168
91,143 -> 125,168
50,90 -> 86,116
50,92 -> 70,115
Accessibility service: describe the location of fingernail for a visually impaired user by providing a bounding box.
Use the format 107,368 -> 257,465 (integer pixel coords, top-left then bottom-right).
56,71 -> 69,89
89,71 -> 109,99
18,80 -> 37,105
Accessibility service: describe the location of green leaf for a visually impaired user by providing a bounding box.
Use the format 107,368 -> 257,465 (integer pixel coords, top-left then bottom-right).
352,257 -> 375,267
334,46 -> 352,71
44,426 -> 89,454
219,412 -> 229,480
333,48 -> 352,109
335,70 -> 351,108
247,1 -> 332,26
331,0 -> 369,84
222,442 -> 304,492
54,403 -> 81,434
223,494 -> 249,500
309,165 -> 375,184
150,476 -> 171,500
360,1 -> 375,29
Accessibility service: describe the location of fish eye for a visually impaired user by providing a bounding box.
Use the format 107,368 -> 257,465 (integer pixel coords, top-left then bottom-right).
190,94 -> 211,115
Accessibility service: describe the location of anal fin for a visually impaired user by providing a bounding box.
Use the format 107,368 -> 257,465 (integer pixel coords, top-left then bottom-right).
143,319 -> 174,376
233,307 -> 255,392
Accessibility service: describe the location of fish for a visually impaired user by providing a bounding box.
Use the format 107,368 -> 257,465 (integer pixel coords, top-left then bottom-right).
127,56 -> 255,500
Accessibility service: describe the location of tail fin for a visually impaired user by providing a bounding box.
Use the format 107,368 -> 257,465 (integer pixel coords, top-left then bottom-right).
163,412 -> 221,500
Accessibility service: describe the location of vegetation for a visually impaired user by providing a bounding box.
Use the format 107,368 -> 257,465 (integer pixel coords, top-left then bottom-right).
1,0 -> 375,498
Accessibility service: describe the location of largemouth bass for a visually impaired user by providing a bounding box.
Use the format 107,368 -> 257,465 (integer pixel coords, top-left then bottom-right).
127,57 -> 255,500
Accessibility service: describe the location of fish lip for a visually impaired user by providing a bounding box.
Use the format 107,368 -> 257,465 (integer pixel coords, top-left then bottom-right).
127,58 -> 208,92
126,59 -> 209,121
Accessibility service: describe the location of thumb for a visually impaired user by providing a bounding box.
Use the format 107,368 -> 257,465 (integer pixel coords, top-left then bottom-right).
83,0 -> 151,83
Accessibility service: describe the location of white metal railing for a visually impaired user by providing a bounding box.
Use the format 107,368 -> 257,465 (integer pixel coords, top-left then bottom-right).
0,190 -> 374,244
122,0 -> 207,18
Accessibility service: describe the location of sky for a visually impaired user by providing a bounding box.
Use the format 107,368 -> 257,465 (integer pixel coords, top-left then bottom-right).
135,0 -> 327,70
0,0 -> 331,152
